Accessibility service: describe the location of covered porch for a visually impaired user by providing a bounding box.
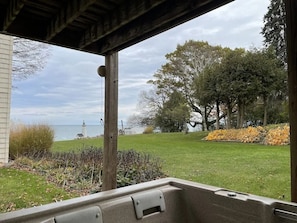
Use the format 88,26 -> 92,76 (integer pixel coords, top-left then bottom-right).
0,0 -> 297,222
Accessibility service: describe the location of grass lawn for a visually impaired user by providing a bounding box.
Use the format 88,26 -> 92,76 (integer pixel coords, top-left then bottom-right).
0,168 -> 76,212
51,132 -> 291,201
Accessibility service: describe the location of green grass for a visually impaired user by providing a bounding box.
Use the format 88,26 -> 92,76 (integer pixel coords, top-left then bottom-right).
0,168 -> 76,212
0,131 -> 290,212
51,138 -> 104,152
52,132 -> 291,201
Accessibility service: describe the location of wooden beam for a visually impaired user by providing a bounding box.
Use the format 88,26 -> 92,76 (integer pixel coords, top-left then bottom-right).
79,0 -> 166,48
285,0 -> 297,202
83,0 -> 231,55
2,0 -> 25,30
46,0 -> 96,41
102,52 -> 118,191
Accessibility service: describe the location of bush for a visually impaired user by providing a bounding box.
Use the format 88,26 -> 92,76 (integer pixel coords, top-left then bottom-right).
205,126 -> 267,143
143,126 -> 154,134
205,129 -> 238,141
12,147 -> 166,194
205,125 -> 290,146
237,126 -> 266,143
264,125 -> 290,145
9,123 -> 54,159
117,150 -> 164,187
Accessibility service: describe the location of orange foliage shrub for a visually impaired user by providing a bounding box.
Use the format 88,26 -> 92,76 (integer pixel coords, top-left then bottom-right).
237,126 -> 266,143
205,125 -> 290,146
264,125 -> 290,146
205,129 -> 238,141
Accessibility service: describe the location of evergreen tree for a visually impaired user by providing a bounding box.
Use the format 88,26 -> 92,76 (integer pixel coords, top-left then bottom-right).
261,0 -> 286,66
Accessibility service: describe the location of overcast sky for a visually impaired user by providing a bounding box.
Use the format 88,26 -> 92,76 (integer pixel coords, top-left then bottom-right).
10,0 -> 270,126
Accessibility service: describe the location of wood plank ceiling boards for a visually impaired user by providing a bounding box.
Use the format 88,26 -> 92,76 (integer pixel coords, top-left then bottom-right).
0,0 -> 232,55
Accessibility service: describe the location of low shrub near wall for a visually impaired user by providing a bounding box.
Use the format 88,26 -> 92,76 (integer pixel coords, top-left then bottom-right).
9,123 -> 54,159
205,125 -> 290,146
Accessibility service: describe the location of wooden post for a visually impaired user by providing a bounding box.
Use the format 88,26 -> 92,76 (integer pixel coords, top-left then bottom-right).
285,0 -> 297,202
102,52 -> 118,191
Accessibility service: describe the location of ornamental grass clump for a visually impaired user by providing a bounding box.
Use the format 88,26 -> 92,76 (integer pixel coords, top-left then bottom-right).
9,123 -> 54,159
143,126 -> 154,134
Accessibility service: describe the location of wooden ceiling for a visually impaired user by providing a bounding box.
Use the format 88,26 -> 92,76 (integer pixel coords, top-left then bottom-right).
0,0 -> 232,55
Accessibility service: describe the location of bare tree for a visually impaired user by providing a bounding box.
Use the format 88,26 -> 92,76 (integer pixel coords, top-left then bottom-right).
127,88 -> 166,127
12,37 -> 51,81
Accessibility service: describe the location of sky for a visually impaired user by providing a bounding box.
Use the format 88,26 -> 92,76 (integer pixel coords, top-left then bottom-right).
10,0 -> 270,126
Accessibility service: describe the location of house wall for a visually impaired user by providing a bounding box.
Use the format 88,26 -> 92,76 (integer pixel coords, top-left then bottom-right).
0,34 -> 12,164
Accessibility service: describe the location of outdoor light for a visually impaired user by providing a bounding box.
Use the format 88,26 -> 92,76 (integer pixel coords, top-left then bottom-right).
98,65 -> 106,77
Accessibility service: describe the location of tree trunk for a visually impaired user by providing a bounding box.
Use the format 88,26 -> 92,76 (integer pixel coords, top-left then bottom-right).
204,106 -> 208,131
236,104 -> 240,128
226,102 -> 232,129
236,102 -> 241,128
215,100 -> 220,130
237,101 -> 245,128
263,95 -> 268,126
240,103 -> 245,128
200,106 -> 208,131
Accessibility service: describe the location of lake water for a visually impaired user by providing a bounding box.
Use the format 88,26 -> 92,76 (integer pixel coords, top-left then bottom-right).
51,125 -> 144,141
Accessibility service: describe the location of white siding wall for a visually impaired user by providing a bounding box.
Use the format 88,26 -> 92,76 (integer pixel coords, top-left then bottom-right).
0,34 -> 12,164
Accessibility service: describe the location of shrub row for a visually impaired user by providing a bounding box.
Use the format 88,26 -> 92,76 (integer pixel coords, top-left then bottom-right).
12,147 -> 166,195
205,125 -> 290,146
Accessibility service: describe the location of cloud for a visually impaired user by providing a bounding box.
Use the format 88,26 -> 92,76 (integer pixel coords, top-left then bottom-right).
10,0 -> 271,125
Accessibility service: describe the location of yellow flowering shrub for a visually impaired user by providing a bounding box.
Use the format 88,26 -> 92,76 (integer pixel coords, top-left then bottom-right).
264,125 -> 290,146
205,125 -> 290,146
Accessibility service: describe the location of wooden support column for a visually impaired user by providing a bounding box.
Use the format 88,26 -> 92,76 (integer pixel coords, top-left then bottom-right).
102,52 -> 118,191
285,0 -> 297,202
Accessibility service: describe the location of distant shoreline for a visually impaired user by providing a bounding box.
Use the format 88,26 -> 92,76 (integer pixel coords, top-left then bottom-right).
51,125 -> 145,141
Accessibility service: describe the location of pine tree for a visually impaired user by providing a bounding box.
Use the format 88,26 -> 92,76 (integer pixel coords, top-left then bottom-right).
261,0 -> 286,66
